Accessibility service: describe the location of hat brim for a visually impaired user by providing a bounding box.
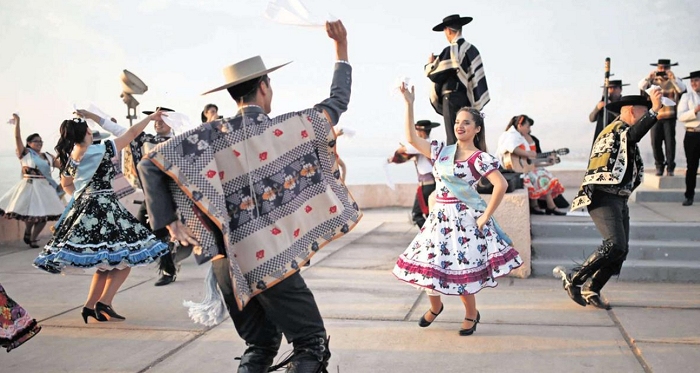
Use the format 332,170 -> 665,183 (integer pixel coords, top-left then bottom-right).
142,107 -> 175,115
682,75 -> 700,80
92,132 -> 111,141
600,84 -> 630,88
415,122 -> 441,129
650,63 -> 679,66
432,17 -> 473,32
202,61 -> 292,96
606,100 -> 651,113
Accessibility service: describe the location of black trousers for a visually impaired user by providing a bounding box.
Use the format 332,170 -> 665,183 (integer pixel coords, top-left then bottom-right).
684,131 -> 700,199
212,259 -> 326,348
411,183 -> 436,228
441,92 -> 470,146
136,202 -> 169,240
577,192 -> 630,294
651,118 -> 677,170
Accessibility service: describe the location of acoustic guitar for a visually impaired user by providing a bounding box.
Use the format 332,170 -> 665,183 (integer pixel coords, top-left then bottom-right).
503,148 -> 569,173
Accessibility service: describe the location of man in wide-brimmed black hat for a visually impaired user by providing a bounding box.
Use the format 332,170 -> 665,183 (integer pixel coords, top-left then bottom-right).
678,70 -> 700,206
639,59 -> 687,176
388,120 -> 440,227
138,21 -> 359,373
561,89 -> 663,310
588,79 -> 629,145
425,14 -> 489,146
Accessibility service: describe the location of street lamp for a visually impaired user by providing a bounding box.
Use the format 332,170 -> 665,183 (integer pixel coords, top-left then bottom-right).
120,70 -> 148,126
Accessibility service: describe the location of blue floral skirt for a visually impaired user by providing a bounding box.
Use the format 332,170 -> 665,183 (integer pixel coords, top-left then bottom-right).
34,190 -> 169,273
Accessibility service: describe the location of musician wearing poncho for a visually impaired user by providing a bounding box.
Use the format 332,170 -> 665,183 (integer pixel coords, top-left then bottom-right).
559,91 -> 663,310
138,21 -> 359,373
426,14 -> 490,146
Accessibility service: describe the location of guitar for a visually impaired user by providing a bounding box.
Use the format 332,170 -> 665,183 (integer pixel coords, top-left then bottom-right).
503,148 -> 569,173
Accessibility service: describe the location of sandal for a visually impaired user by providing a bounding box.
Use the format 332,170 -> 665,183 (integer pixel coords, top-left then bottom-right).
459,311 -> 481,336
418,303 -> 444,327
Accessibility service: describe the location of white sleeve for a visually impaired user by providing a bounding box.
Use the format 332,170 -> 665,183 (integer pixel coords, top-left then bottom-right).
99,117 -> 128,137
638,77 -> 651,91
677,94 -> 698,123
404,142 -> 420,155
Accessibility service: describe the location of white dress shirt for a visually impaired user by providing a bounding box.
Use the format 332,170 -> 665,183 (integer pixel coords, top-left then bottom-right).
678,89 -> 700,130
404,142 -> 433,175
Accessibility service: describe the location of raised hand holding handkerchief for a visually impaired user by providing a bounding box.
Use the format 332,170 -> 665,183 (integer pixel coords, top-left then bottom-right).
264,0 -> 335,27
646,85 -> 676,107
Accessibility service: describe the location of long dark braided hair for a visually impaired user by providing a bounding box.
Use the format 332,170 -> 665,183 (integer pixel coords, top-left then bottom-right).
55,118 -> 89,172
456,107 -> 487,152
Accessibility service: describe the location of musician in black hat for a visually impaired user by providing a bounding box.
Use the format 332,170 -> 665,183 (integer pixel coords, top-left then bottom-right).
562,89 -> 663,310
678,70 -> 700,206
425,14 -> 489,145
638,59 -> 687,176
388,120 -> 440,227
588,79 -> 628,144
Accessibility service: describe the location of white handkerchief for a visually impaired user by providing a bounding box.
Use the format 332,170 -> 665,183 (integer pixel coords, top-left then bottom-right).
264,0 -> 332,27
7,112 -> 19,125
382,161 -> 396,190
646,85 -> 676,106
162,112 -> 196,134
337,126 -> 356,138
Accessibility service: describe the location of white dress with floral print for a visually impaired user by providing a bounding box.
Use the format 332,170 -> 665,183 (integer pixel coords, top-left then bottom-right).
393,141 -> 522,295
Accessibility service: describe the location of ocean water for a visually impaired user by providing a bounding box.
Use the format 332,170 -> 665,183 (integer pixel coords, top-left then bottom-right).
0,152 -> 589,194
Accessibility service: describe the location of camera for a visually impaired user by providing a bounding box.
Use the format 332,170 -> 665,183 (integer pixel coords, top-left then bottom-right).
655,71 -> 667,77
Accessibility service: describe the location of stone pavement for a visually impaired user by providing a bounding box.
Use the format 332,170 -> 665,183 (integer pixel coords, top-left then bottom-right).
1,208 -> 699,372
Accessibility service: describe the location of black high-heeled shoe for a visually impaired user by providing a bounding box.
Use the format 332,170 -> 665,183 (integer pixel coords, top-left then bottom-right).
418,303 -> 444,327
545,207 -> 567,216
81,307 -> 107,324
95,302 -> 126,321
23,231 -> 31,245
529,207 -> 546,215
459,311 -> 480,336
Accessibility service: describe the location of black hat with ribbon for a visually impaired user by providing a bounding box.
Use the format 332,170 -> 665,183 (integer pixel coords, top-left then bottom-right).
650,59 -> 679,67
432,14 -> 473,32
682,71 -> 700,80
415,120 -> 441,130
605,95 -> 651,112
601,80 -> 630,88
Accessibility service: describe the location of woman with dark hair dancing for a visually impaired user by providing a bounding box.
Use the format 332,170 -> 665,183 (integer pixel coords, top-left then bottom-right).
393,84 -> 522,336
201,103 -> 219,122
33,110 -> 169,323
0,114 -> 65,248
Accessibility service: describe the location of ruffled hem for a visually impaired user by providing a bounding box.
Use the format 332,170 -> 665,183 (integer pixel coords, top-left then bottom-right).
0,209 -> 60,222
33,240 -> 169,274
526,178 -> 565,200
0,319 -> 41,353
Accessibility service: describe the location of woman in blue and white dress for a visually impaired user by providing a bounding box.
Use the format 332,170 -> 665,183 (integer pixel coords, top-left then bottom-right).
0,114 -> 65,248
33,110 -> 170,323
392,84 -> 522,336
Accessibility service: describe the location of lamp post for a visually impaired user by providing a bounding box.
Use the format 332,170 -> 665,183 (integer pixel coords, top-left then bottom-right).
120,70 -> 148,126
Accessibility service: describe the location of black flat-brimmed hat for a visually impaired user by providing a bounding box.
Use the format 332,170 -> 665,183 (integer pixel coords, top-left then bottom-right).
605,95 -> 651,112
600,80 -> 630,88
650,59 -> 679,67
432,14 -> 473,32
415,120 -> 441,130
682,71 -> 700,79
142,107 -> 175,115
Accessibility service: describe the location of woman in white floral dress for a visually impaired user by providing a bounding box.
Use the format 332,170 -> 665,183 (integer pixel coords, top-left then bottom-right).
392,84 -> 522,336
33,110 -> 170,323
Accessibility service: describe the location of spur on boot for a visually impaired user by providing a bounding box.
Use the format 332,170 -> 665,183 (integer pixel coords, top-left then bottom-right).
418,303 -> 444,327
96,302 -> 126,321
561,273 -> 587,307
584,294 -> 611,310
81,307 -> 107,323
459,311 -> 481,336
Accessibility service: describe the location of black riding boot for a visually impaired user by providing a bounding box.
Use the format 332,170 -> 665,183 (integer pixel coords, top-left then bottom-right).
155,245 -> 177,286
581,264 -> 618,310
236,336 -> 282,373
269,336 -> 331,373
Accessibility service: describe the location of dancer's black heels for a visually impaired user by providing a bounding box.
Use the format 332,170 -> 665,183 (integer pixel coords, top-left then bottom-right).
23,231 -> 31,245
81,307 -> 107,323
545,207 -> 567,216
418,303 -> 444,327
95,302 -> 126,321
459,311 -> 481,336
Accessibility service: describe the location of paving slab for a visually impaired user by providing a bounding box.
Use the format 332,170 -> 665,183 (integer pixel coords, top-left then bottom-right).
1,326 -> 198,373
635,343 -> 700,373
613,308 -> 700,343
603,282 -> 700,308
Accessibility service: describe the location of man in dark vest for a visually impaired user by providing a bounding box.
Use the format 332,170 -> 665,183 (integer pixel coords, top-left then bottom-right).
588,79 -> 628,145
425,14 -> 490,145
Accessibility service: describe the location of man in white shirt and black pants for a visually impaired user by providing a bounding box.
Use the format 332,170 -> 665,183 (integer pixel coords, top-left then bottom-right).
677,70 -> 700,206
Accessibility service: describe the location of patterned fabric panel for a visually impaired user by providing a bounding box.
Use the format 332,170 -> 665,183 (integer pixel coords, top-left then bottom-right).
147,108 -> 361,309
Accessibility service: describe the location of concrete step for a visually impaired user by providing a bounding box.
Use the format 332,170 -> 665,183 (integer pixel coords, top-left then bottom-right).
643,173 -> 699,189
532,259 -> 700,282
531,221 -> 700,242
531,237 -> 699,262
632,187 -> 691,203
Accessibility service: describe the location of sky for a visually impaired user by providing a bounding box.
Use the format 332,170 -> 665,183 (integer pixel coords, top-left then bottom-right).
1,0 -> 699,167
